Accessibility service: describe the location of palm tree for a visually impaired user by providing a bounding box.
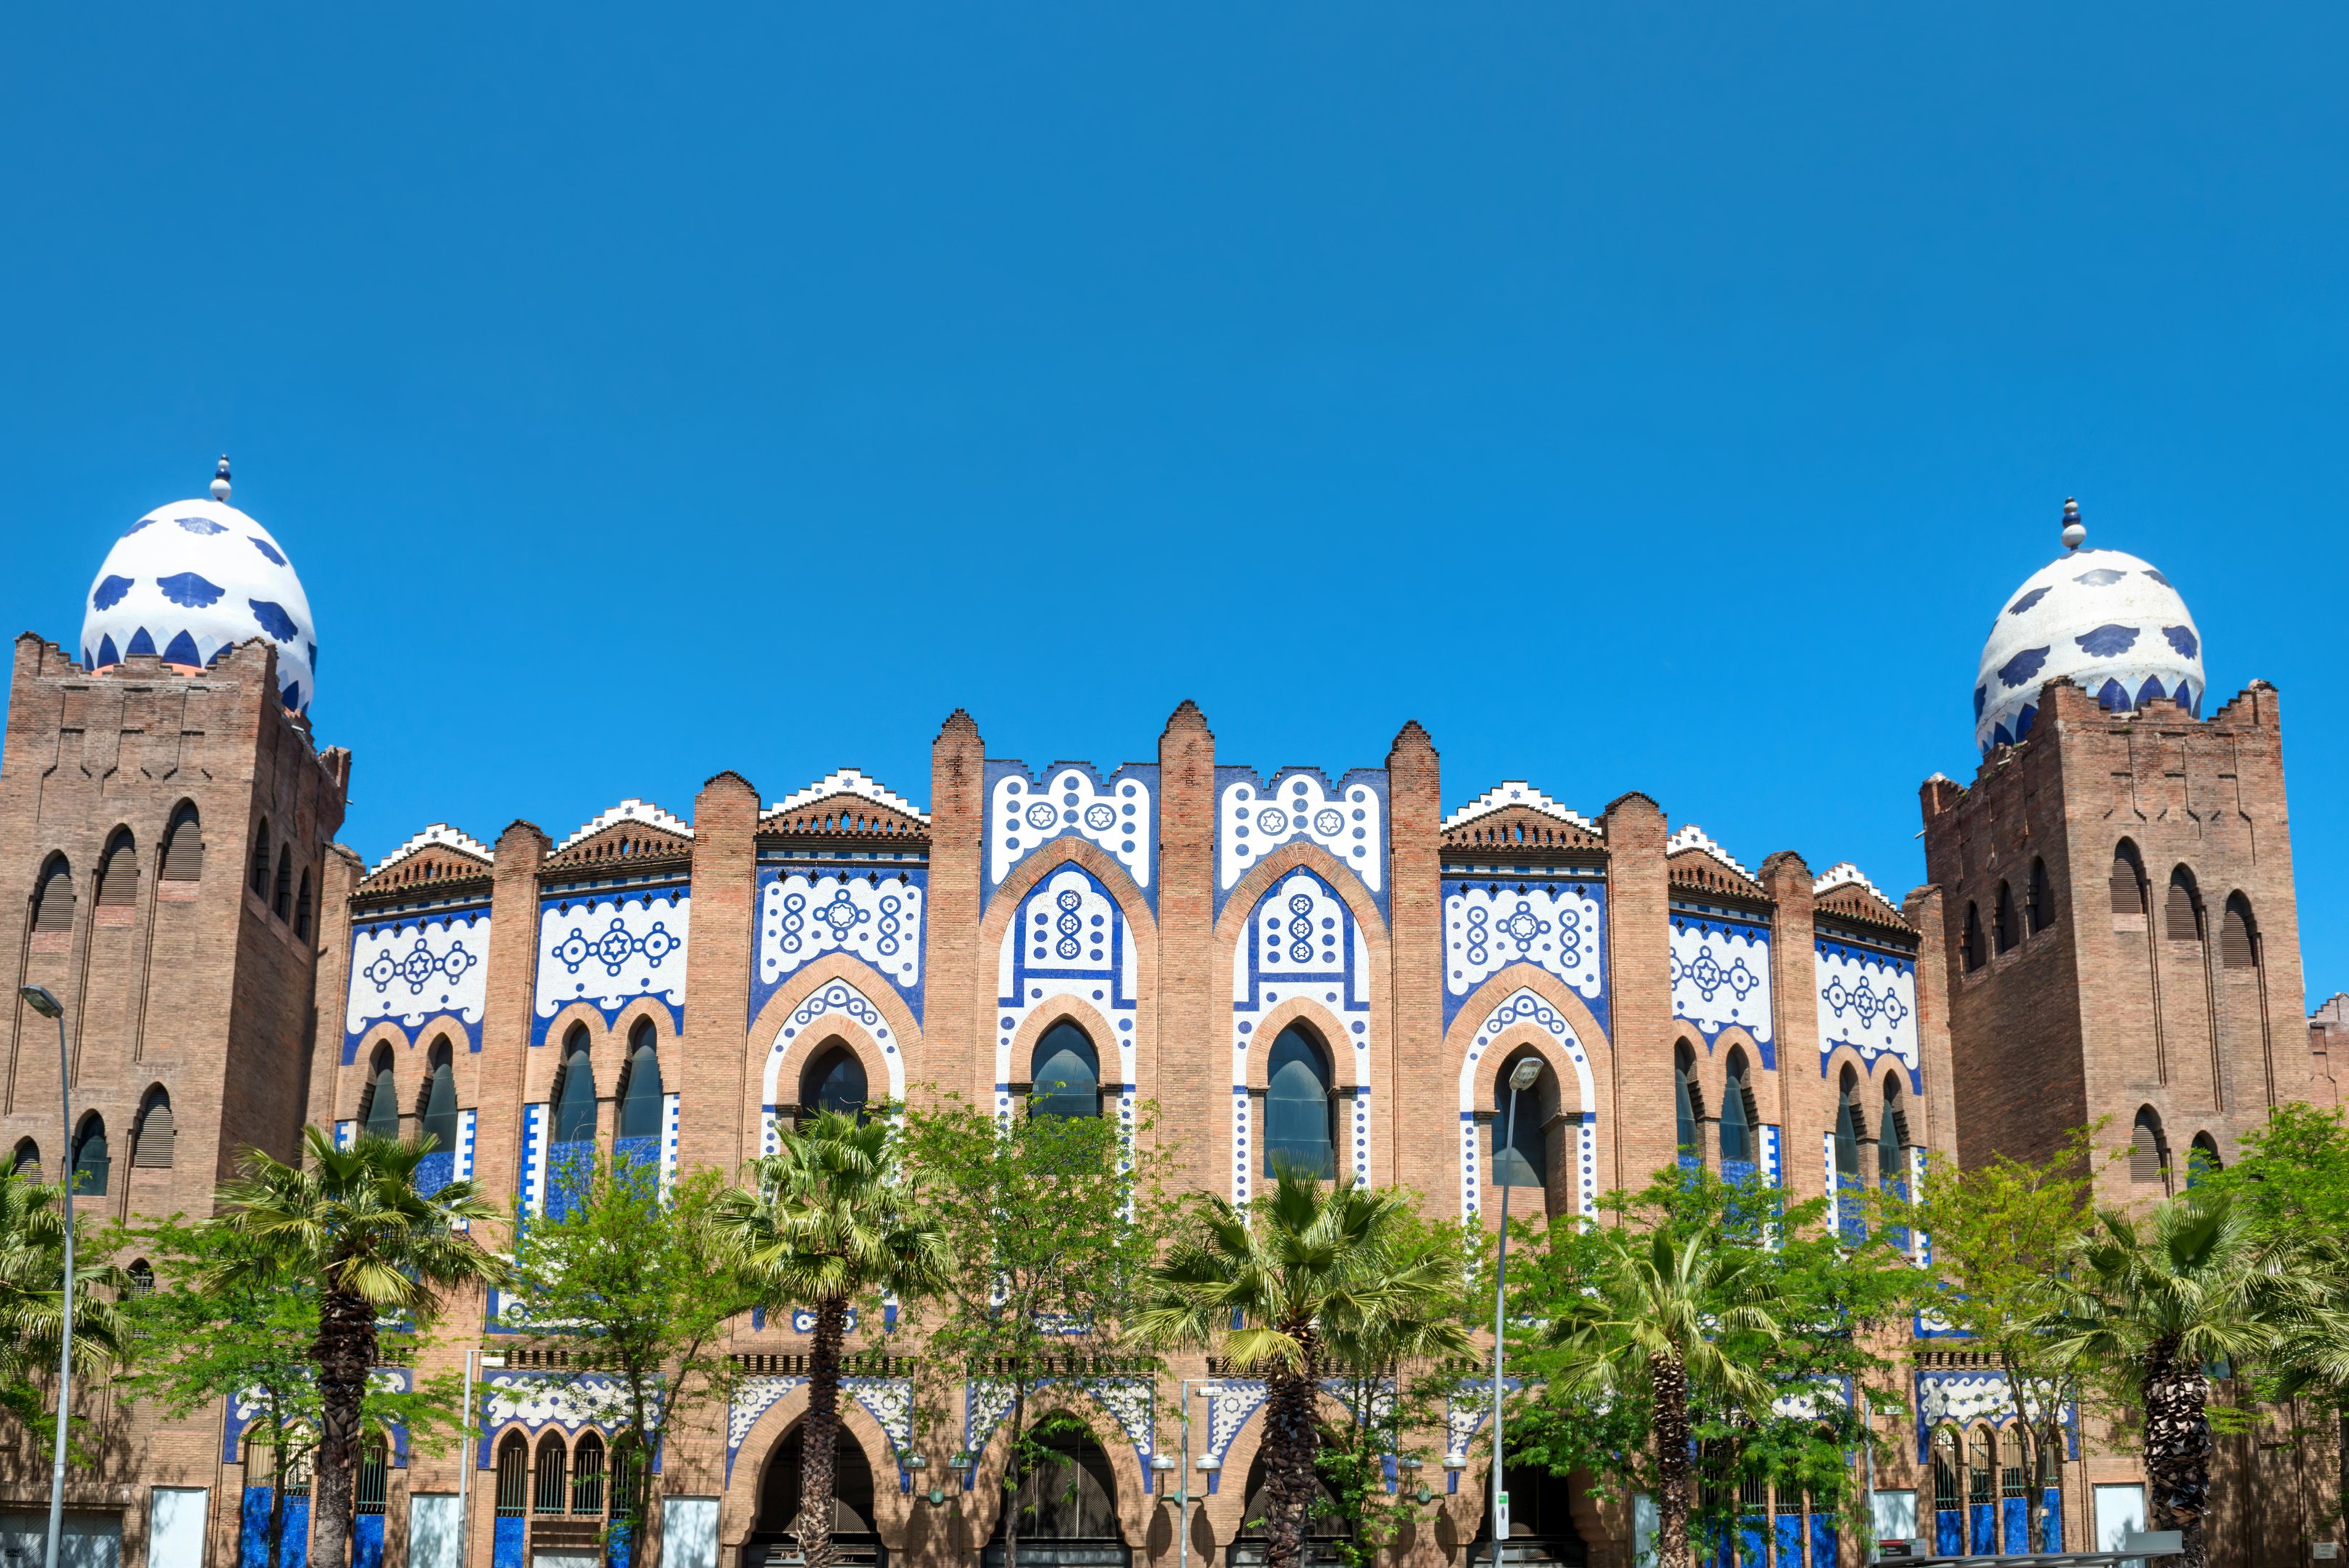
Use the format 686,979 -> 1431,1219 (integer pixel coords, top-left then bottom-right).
1538,1227 -> 1784,1568
206,1128 -> 500,1568
0,1166 -> 127,1440
711,1112 -> 952,1568
1133,1172 -> 1468,1568
2045,1190 -> 2321,1568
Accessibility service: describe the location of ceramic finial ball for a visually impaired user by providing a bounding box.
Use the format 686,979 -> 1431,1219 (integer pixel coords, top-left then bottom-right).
2060,496 -> 2086,551
210,455 -> 232,503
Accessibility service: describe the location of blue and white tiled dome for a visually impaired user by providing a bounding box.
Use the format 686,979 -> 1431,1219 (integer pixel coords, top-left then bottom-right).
1973,500 -> 2203,756
80,460 -> 318,714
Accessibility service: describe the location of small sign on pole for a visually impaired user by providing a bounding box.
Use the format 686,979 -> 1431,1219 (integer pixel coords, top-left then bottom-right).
1497,1493 -> 1510,1540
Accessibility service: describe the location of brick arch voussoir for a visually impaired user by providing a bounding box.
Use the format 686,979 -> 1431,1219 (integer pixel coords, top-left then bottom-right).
1443,963 -> 1614,1107
720,1380 -> 906,1551
529,1003 -> 621,1100
1214,839 -> 1389,950
957,1386 -> 1153,1546
1241,996 -> 1363,1092
748,954 -> 924,1064
1819,1045 -> 1885,1132
1004,994 -> 1125,1088
979,838 -> 1160,958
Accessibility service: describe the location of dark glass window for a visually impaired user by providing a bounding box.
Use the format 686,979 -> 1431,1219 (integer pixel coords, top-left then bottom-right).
617,1021 -> 663,1138
363,1050 -> 401,1139
1834,1088 -> 1861,1178
1720,1058 -> 1752,1166
420,1042 -> 459,1153
803,1045 -> 868,1121
1030,1021 -> 1101,1120
1674,1057 -> 1698,1154
72,1116 -> 109,1195
1491,1055 -> 1546,1188
553,1031 -> 597,1143
1262,1026 -> 1334,1179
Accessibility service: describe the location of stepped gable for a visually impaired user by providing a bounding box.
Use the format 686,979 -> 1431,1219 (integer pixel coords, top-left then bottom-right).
1440,780 -> 1604,860
1810,862 -> 1916,937
544,798 -> 695,876
760,768 -> 930,845
358,824 -> 494,900
1665,824 -> 1768,905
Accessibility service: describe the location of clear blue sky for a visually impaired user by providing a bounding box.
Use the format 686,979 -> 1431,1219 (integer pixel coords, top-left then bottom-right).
6,5 -> 2344,1005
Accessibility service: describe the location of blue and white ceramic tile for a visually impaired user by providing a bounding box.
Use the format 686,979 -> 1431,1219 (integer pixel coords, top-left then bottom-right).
1441,878 -> 1607,1032
751,868 -> 924,1024
1815,938 -> 1921,1085
994,863 -> 1140,1118
1214,767 -> 1388,916
80,492 -> 320,713
1976,543 -> 2205,754
531,888 -> 689,1044
1454,987 -> 1597,1221
1229,867 -> 1373,1201
984,763 -> 1157,908
344,909 -> 491,1059
1669,913 -> 1773,1058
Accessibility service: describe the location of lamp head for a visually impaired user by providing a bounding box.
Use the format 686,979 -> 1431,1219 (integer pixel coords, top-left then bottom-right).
1509,1058 -> 1544,1092
19,986 -> 62,1019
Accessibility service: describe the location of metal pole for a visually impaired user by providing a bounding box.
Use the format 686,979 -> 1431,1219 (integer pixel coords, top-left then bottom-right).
457,1348 -> 477,1567
1178,1380 -> 1192,1568
46,1003 -> 73,1568
1491,1080 -> 1523,1568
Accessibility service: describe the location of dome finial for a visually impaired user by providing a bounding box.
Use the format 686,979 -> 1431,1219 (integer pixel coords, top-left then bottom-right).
2060,495 -> 2085,551
210,455 -> 232,504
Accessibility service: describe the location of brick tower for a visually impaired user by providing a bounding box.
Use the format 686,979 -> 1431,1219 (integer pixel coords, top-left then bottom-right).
1919,504 -> 2309,1200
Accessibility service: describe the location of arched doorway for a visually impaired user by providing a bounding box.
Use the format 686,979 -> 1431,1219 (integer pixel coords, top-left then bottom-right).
982,1423 -> 1128,1568
1468,1461 -> 1588,1568
746,1424 -> 883,1568
1230,1444 -> 1348,1568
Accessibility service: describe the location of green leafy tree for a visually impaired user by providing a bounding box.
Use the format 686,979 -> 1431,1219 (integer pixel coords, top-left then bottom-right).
712,1111 -> 952,1568
2044,1189 -> 2325,1568
1311,1208 -> 1478,1568
1134,1172 -> 1466,1568
502,1158 -> 752,1568
896,1092 -> 1175,1568
0,1166 -> 126,1451
117,1216 -> 467,1568
206,1128 -> 502,1568
1507,1169 -> 1918,1568
1884,1127 -> 2120,1553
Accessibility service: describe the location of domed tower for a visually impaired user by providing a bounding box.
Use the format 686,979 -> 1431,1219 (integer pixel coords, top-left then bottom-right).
1,458 -> 349,1212
1921,500 -> 2311,1195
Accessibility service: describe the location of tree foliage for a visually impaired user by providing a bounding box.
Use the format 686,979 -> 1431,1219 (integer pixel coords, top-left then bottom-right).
0,1167 -> 126,1451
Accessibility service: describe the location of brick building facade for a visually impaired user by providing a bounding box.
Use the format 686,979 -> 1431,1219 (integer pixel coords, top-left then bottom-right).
0,475 -> 2333,1568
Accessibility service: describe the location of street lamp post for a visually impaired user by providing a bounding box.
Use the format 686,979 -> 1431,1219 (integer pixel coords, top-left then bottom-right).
1491,1056 -> 1544,1568
20,984 -> 71,1568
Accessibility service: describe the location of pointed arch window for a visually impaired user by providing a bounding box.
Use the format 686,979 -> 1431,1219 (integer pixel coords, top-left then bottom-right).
293,871 -> 312,940
31,855 -> 75,934
135,1087 -> 175,1169
1834,1075 -> 1863,1179
72,1115 -> 109,1195
272,848 -> 294,921
494,1434 -> 530,1517
552,1027 -> 597,1144
97,829 -> 139,908
362,1047 -> 401,1140
571,1433 -> 606,1517
128,1258 -> 156,1295
249,824 -> 273,899
1030,1021 -> 1101,1120
2188,1132 -> 2222,1187
11,1138 -> 38,1177
802,1043 -> 869,1123
534,1433 -> 569,1515
1263,1025 -> 1335,1179
1961,903 -> 1984,971
356,1437 -> 389,1518
1719,1051 -> 1754,1168
1673,1045 -> 1701,1158
617,1019 -> 664,1140
2221,895 -> 2258,970
1878,1080 -> 1907,1185
2165,868 -> 2203,945
2029,858 -> 2055,934
1492,1049 -> 1549,1188
162,802 -> 204,883
2111,842 -> 2147,918
1993,882 -> 2018,954
2130,1108 -> 2170,1187
419,1040 -> 459,1155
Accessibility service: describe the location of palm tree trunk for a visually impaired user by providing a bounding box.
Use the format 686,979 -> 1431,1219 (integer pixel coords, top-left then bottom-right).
2142,1338 -> 2213,1568
1649,1351 -> 1694,1568
795,1296 -> 848,1568
310,1282 -> 378,1568
1261,1361 -> 1322,1568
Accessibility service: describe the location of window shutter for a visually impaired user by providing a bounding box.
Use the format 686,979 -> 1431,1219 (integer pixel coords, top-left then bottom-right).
31,860 -> 75,932
2166,882 -> 2200,942
2221,904 -> 2257,969
97,837 -> 138,906
2130,1123 -> 2162,1182
162,806 -> 204,881
135,1099 -> 175,1167
2110,856 -> 2142,916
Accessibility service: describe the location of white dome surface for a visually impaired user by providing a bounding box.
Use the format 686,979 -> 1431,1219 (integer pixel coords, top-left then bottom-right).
80,494 -> 318,713
1974,544 -> 2202,755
